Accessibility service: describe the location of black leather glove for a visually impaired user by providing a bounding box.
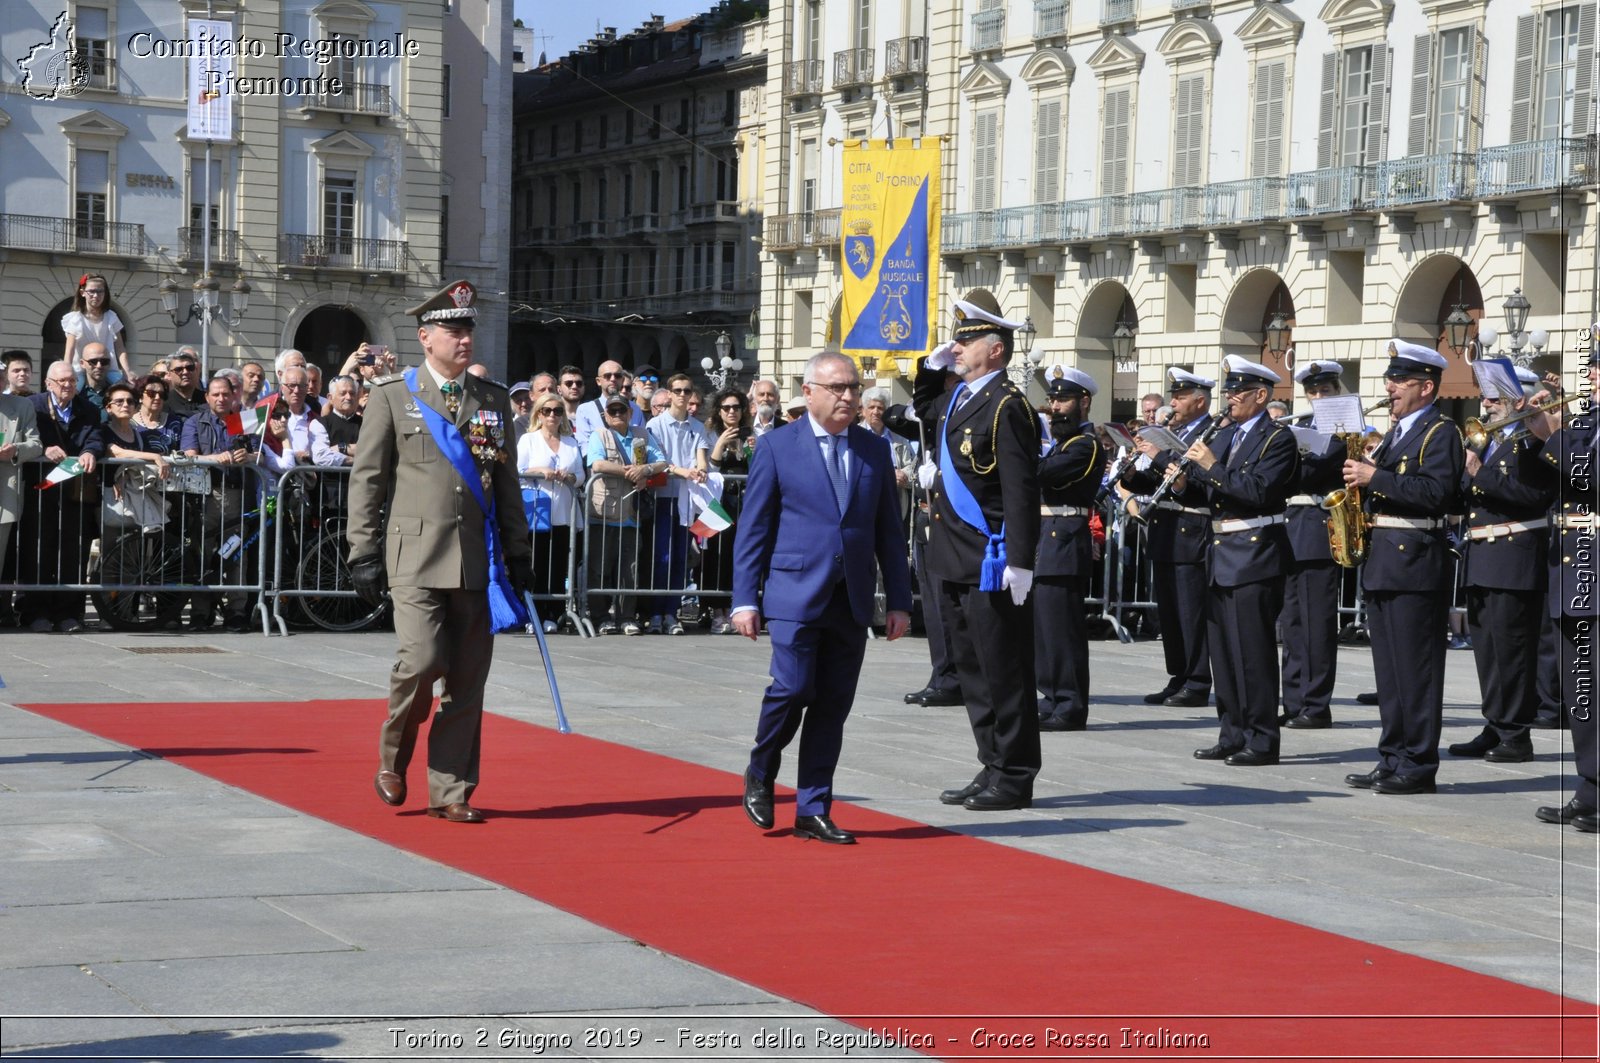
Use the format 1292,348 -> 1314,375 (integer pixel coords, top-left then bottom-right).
508,557 -> 536,599
349,554 -> 388,606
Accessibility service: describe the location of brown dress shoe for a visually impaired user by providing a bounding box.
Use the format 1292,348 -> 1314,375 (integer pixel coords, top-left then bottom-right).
374,770 -> 406,806
426,803 -> 485,823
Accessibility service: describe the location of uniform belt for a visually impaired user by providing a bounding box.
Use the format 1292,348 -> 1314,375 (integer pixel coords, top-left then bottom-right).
1552,513 -> 1596,531
1211,514 -> 1287,533
1466,518 -> 1548,541
1040,504 -> 1089,517
1285,494 -> 1321,507
1153,501 -> 1209,515
1370,515 -> 1445,531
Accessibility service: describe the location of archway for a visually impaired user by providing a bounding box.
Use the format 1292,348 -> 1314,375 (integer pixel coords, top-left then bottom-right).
1395,254 -> 1480,404
1075,281 -> 1135,420
292,306 -> 370,378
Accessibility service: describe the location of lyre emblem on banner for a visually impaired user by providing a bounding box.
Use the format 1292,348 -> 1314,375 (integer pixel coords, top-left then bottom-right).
846,218 -> 875,281
879,284 -> 912,345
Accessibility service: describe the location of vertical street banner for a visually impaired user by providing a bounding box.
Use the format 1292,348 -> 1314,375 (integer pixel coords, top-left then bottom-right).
839,140 -> 941,371
187,19 -> 234,141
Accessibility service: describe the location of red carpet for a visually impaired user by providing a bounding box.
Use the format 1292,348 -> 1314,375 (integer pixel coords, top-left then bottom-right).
22,698 -> 1598,1061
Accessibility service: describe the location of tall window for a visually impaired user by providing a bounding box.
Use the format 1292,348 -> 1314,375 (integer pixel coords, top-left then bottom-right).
1033,98 -> 1061,203
441,64 -> 452,118
1513,6 -> 1591,143
1250,60 -> 1286,177
75,149 -> 109,244
189,157 -> 223,249
1539,8 -> 1581,138
322,171 -> 356,260
973,108 -> 998,209
721,241 -> 736,290
1172,74 -> 1206,187
570,180 -> 582,223
1433,28 -> 1472,153
1339,48 -> 1372,167
677,163 -> 690,210
440,195 -> 450,262
799,137 -> 818,213
852,0 -> 870,49
1100,87 -> 1131,196
806,0 -> 823,61
74,6 -> 112,89
649,168 -> 662,214
622,172 -> 634,217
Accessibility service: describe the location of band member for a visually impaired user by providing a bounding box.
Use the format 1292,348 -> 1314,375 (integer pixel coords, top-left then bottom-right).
1528,356 -> 1598,831
914,290 -> 1042,812
1178,356 -> 1297,764
1122,368 -> 1215,707
1449,363 -> 1556,765
1343,340 -> 1463,795
1035,370 -> 1104,731
1279,362 -> 1351,729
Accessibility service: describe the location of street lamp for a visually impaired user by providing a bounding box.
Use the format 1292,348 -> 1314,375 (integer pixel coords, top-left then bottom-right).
1502,287 -> 1532,351
1443,304 -> 1474,358
1264,310 -> 1292,358
1006,316 -> 1043,385
1110,320 -> 1137,366
701,330 -> 743,390
160,272 -> 250,328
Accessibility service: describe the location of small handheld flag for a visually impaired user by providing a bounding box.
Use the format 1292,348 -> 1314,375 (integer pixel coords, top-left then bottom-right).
37,456 -> 85,489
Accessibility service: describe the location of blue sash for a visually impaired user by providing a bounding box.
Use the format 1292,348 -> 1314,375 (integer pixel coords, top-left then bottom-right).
938,384 -> 1007,592
405,368 -> 528,632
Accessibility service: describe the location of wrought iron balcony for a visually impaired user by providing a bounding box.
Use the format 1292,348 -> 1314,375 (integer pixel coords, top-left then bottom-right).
885,36 -> 928,78
1475,137 -> 1595,198
764,209 -> 841,252
1170,0 -> 1209,14
833,48 -> 874,90
177,227 -> 239,263
971,9 -> 1006,52
1100,0 -> 1137,29
0,213 -> 146,256
1376,153 -> 1476,209
1034,0 -> 1069,39
684,201 -> 743,225
1201,177 -> 1289,227
782,59 -> 824,98
278,233 -> 406,270
1285,165 -> 1381,218
302,81 -> 393,117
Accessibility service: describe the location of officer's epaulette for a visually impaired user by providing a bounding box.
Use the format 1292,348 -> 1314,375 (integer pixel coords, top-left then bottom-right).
369,373 -> 403,387
478,376 -> 510,391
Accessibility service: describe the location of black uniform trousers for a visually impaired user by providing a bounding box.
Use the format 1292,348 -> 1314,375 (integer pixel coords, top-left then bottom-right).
1035,573 -> 1090,726
1536,612 -> 1564,726
1280,561 -> 1341,721
1367,588 -> 1449,778
1466,586 -> 1542,741
1560,615 -> 1599,810
1209,576 -> 1285,755
1153,560 -> 1211,693
913,517 -> 960,694
939,577 -> 1041,798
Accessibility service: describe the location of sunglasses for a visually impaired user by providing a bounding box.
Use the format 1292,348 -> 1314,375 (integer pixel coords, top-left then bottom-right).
539,407 -> 565,416
106,397 -> 133,406
560,379 -> 583,387
636,376 -> 659,385
719,404 -> 743,412
171,364 -> 196,372
144,389 -> 166,397
599,372 -> 622,379
669,386 -> 694,395
84,359 -> 110,367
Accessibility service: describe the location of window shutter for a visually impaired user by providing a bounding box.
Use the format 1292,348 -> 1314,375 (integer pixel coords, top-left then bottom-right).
1317,53 -> 1338,169
1173,74 -> 1205,187
1576,3 -> 1597,137
973,109 -> 998,210
1101,86 -> 1131,196
1364,45 -> 1390,168
1510,15 -> 1537,144
1251,61 -> 1285,177
1034,98 -> 1061,203
1469,28 -> 1487,151
1408,34 -> 1432,157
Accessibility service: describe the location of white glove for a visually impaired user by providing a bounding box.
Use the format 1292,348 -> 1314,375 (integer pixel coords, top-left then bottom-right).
917,460 -> 936,490
925,340 -> 958,371
1002,565 -> 1033,606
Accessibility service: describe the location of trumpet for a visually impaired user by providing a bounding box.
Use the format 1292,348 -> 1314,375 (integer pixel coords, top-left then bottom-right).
1127,415 -> 1231,526
1464,393 -> 1587,451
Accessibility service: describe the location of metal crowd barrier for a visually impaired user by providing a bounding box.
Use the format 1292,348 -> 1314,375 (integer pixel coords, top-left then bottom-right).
267,465 -> 386,635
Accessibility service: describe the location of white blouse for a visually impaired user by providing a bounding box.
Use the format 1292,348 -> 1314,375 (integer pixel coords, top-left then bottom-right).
516,431 -> 586,528
61,309 -> 124,355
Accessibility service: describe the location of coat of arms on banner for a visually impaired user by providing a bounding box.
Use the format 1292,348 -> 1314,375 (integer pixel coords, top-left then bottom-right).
846,218 -> 875,281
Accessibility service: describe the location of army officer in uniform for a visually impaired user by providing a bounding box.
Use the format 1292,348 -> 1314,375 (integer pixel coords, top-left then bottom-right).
349,280 -> 535,824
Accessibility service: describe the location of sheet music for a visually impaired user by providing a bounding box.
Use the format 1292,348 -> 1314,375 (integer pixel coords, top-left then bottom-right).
1311,395 -> 1368,435
1289,425 -> 1338,457
1102,422 -> 1138,449
1135,425 -> 1188,453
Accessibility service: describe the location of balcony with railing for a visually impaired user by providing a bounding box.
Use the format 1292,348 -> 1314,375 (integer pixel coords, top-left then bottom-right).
1201,177 -> 1289,226
971,9 -> 1006,52
1376,153 -> 1477,209
1170,0 -> 1209,15
885,36 -> 928,79
302,81 -> 393,117
177,227 -> 239,264
1034,0 -> 1069,39
1477,137 -> 1596,197
683,201 -> 744,225
782,59 -> 824,99
0,214 -> 145,256
278,233 -> 406,270
1100,0 -> 1137,29
833,47 -> 874,90
1285,165 -> 1381,218
764,209 -> 842,252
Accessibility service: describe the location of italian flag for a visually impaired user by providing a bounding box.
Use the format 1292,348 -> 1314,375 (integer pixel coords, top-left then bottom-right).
226,395 -> 276,436
690,496 -> 733,540
38,457 -> 85,489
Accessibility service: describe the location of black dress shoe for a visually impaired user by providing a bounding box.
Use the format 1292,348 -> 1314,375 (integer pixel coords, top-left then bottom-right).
794,814 -> 855,844
1193,743 -> 1243,761
742,769 -> 774,830
1285,714 -> 1332,730
1225,749 -> 1279,766
1574,811 -> 1600,833
1144,687 -> 1180,705
1535,797 -> 1597,825
1530,713 -> 1563,730
917,688 -> 964,707
1372,773 -> 1437,795
1447,728 -> 1499,758
903,686 -> 935,704
1038,715 -> 1086,732
963,786 -> 1032,811
374,770 -> 406,806
1345,767 -> 1395,789
1276,710 -> 1293,726
1164,688 -> 1209,708
939,780 -> 986,805
1356,691 -> 1380,705
1484,736 -> 1534,763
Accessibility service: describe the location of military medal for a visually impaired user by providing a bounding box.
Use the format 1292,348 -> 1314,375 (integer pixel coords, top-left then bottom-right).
960,429 -> 973,457
1398,458 -> 1408,475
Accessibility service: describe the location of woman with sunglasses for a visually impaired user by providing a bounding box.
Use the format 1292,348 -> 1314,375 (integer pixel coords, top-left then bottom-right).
702,388 -> 754,634
516,396 -> 585,632
130,375 -> 186,455
61,273 -> 133,378
100,381 -> 171,475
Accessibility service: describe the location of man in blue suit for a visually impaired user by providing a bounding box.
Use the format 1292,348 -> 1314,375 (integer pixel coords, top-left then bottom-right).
733,351 -> 914,844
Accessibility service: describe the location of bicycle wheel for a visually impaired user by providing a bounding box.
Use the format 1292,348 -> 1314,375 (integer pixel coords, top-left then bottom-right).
91,531 -> 190,632
295,528 -> 386,632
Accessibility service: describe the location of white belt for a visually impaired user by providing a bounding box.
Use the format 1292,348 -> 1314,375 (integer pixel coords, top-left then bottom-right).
1554,513 -> 1597,530
1370,515 -> 1445,531
1286,494 -> 1321,507
1154,501 -> 1209,515
1041,504 -> 1089,517
1466,518 -> 1548,541
1211,514 -> 1286,534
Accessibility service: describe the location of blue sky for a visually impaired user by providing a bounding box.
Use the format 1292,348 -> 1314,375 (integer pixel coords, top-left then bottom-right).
513,0 -> 681,64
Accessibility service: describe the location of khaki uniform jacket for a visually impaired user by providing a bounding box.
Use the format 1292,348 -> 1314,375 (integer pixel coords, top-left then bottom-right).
347,370 -> 532,590
0,394 -> 44,524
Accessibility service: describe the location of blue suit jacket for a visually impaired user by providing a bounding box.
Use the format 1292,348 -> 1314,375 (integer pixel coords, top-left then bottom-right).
733,418 -> 913,627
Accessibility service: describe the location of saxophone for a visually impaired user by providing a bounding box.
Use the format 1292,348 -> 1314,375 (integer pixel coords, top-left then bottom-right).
1320,398 -> 1391,568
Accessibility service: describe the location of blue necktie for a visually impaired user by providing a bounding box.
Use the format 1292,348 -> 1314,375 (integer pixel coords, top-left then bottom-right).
825,433 -> 849,515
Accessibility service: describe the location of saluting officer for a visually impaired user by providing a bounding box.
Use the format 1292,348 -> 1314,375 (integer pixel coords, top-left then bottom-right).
914,290 -> 1042,812
1528,356 -> 1599,832
1448,362 -> 1557,765
348,280 -> 535,824
1122,368 -> 1216,708
1279,361 -> 1351,730
1179,355 -> 1298,765
1342,340 -> 1464,796
1035,369 -> 1105,732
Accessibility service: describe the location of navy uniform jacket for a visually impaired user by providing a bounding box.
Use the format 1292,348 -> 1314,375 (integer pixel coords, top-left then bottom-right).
1035,421 -> 1103,579
1120,414 -> 1214,564
1285,436 -> 1349,561
1542,411 -> 1598,621
1361,404 -> 1465,593
912,359 -> 1040,584
1462,428 -> 1556,591
1191,418 -> 1298,587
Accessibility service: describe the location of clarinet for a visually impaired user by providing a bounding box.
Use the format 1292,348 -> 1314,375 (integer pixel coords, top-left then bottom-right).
1129,416 -> 1231,525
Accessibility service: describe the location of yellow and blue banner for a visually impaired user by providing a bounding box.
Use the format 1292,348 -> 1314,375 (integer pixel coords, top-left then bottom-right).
840,140 -> 941,367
